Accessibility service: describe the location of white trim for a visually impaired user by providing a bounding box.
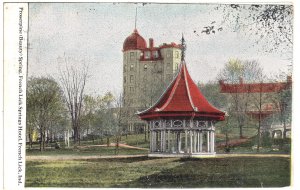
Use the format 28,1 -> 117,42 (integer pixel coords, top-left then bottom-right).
183,63 -> 197,111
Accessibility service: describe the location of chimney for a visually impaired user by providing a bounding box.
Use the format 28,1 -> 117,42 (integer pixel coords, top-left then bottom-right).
149,38 -> 154,48
219,80 -> 224,85
239,77 -> 244,84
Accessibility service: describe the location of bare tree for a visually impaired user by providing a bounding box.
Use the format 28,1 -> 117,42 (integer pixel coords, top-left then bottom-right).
200,4 -> 293,54
114,93 -> 124,155
59,56 -> 89,145
218,59 -> 263,138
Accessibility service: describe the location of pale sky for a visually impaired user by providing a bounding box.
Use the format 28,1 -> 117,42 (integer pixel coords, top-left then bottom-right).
28,3 -> 292,96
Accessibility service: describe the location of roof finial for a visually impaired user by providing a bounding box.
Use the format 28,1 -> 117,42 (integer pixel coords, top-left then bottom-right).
134,7 -> 138,29
181,33 -> 186,61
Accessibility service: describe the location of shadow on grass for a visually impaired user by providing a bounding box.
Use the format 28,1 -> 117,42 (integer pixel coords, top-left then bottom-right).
118,157 -> 290,188
83,156 -> 161,163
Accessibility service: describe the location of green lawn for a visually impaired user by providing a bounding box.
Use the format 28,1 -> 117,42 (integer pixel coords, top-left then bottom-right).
25,156 -> 290,188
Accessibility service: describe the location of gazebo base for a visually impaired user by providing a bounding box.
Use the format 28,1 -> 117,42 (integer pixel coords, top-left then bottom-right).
148,152 -> 216,158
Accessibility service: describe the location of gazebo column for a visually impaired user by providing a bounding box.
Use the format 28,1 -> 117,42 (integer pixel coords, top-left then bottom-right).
152,131 -> 155,152
163,130 -> 166,152
174,132 -> 177,153
190,131 -> 193,153
211,131 -> 215,153
200,131 -> 203,152
193,131 -> 197,153
159,130 -> 164,152
197,131 -> 200,152
155,131 -> 158,152
178,132 -> 182,153
185,130 -> 188,153
167,130 -> 171,153
149,131 -> 152,152
207,131 -> 210,153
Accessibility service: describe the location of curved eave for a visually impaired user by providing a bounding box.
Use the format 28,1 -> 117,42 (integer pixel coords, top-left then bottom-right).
139,111 -> 225,121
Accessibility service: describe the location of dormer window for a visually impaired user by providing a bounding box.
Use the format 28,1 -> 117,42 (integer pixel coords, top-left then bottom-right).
153,51 -> 159,58
145,51 -> 151,59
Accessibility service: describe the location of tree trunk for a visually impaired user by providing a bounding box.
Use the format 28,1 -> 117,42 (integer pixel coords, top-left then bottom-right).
29,131 -> 33,149
257,91 -> 262,153
283,120 -> 287,139
144,125 -> 147,142
73,126 -> 79,144
257,122 -> 261,153
107,137 -> 110,147
39,131 -> 43,151
115,136 -> 119,155
239,124 -> 243,139
42,130 -> 46,151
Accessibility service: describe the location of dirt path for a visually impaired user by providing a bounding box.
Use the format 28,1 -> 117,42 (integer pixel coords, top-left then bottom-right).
26,154 -> 148,161
26,153 -> 290,161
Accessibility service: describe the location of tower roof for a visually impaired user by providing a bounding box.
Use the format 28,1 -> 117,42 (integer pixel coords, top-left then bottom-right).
123,29 -> 147,51
138,62 -> 225,121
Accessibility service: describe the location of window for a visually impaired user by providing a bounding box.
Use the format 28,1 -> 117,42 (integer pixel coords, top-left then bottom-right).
144,64 -> 147,71
124,64 -> 127,72
175,63 -> 179,70
145,51 -> 151,59
124,76 -> 126,83
130,52 -> 135,60
175,51 -> 179,58
153,51 -> 159,58
130,75 -> 134,83
167,50 -> 171,58
130,87 -> 134,92
166,63 -> 171,71
130,64 -> 134,71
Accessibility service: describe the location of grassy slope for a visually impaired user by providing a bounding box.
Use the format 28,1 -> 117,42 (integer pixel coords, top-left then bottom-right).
26,156 -> 290,188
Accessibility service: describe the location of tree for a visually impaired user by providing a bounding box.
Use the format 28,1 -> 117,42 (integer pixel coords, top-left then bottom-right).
113,94 -> 125,154
271,74 -> 292,139
26,77 -> 66,151
218,59 -> 264,138
59,56 -> 89,145
198,81 -> 228,109
80,95 -> 98,139
100,92 -> 117,146
201,4 -> 293,54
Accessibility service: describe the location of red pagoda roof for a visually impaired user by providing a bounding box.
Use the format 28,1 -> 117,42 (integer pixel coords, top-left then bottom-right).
138,62 -> 225,121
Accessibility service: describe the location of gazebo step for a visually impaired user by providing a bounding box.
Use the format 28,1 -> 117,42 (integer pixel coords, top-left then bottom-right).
148,152 -> 216,158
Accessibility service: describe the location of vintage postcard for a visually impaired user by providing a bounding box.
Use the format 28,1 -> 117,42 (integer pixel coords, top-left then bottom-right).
2,1 -> 297,189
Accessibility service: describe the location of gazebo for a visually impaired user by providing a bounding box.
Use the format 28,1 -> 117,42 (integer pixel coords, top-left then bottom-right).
137,43 -> 225,156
